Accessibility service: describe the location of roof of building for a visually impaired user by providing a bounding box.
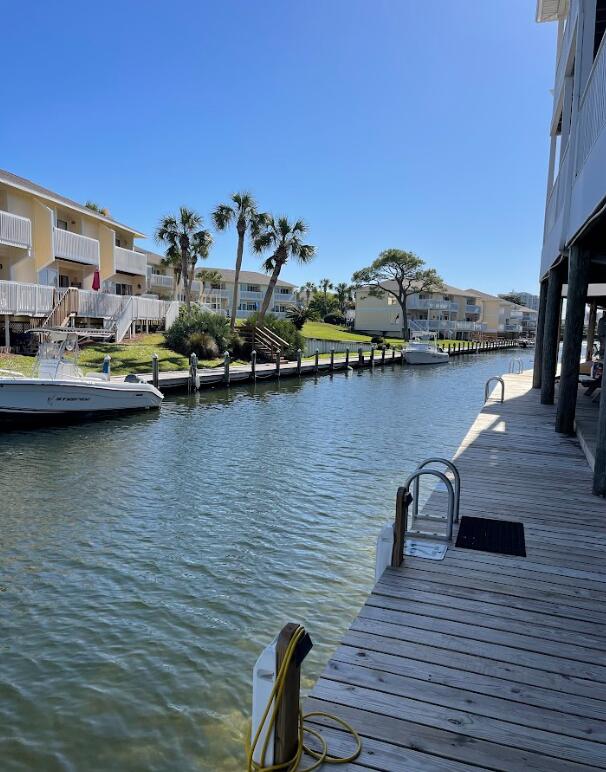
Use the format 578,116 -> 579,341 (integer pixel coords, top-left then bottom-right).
138,251 -> 296,288
0,168 -> 145,237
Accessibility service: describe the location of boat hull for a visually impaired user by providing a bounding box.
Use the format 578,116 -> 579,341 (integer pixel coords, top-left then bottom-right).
0,379 -> 163,415
404,351 -> 449,365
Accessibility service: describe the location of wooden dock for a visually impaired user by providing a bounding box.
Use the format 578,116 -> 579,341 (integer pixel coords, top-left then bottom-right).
304,371 -> 606,770
111,340 -> 520,391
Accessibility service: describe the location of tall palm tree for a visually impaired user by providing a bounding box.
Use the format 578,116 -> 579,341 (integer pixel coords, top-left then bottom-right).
302,281 -> 316,305
319,278 -> 333,303
334,282 -> 352,314
155,207 -> 212,308
212,193 -> 264,331
253,216 -> 316,323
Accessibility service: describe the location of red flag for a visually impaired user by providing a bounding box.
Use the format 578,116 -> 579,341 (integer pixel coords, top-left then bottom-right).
92,269 -> 101,291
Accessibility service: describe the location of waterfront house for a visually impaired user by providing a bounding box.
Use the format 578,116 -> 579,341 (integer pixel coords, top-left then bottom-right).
0,169 -> 174,348
534,0 -> 606,494
353,281 -> 535,339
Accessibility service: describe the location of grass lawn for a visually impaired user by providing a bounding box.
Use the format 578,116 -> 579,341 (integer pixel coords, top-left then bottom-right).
301,321 -> 475,349
0,333 -> 230,377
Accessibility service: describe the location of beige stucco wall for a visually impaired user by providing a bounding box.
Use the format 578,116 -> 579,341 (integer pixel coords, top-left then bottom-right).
98,224 -> 116,282
32,199 -> 54,271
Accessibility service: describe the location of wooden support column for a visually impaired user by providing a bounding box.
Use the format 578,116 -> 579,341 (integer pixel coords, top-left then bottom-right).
541,264 -> 563,405
586,300 -> 598,361
594,385 -> 606,495
556,247 -> 589,433
532,279 -> 548,388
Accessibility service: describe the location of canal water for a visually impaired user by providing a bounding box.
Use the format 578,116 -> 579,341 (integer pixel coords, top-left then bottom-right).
0,350 -> 529,771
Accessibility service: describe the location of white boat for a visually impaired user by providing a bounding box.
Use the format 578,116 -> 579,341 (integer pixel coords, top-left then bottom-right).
403,333 -> 449,365
0,331 -> 163,418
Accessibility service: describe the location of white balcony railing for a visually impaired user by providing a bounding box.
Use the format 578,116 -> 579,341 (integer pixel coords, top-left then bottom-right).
576,28 -> 606,175
115,246 -> 147,275
78,289 -> 127,318
408,298 -> 458,311
0,279 -> 54,316
465,304 -> 481,314
53,227 -> 100,266
239,290 -> 263,300
149,273 -> 174,289
274,292 -> 293,302
0,211 -> 32,249
411,319 -> 486,332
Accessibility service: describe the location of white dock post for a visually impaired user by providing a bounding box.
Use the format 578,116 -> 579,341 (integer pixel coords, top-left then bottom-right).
102,354 -> 111,381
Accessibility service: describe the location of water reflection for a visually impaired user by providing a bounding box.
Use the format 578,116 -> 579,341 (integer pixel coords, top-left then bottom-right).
0,351 -> 529,771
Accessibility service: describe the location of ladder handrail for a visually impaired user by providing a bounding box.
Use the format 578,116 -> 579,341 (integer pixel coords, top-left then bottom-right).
484,376 -> 505,403
404,468 -> 455,543
413,457 -> 460,523
508,357 -> 523,374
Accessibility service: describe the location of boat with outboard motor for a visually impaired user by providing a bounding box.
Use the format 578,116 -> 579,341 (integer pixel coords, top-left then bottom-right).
403,333 -> 449,365
0,331 -> 163,417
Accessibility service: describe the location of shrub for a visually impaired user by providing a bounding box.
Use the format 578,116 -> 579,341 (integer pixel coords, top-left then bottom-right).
186,331 -> 219,359
247,312 -> 304,359
229,332 -> 251,360
165,307 -> 230,357
371,335 -> 384,345
286,305 -> 318,330
323,312 -> 346,325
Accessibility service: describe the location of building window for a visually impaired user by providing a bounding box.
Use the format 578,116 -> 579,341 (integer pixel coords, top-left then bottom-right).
115,283 -> 133,296
387,296 -> 396,305
273,305 -> 287,313
242,283 -> 261,292
238,302 -> 258,311
59,274 -> 70,287
56,219 -> 68,230
277,287 -> 290,295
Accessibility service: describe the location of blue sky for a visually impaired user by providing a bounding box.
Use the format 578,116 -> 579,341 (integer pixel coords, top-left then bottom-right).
2,1 -> 555,294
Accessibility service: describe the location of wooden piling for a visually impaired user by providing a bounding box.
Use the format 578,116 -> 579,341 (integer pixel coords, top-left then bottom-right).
314,349 -> 319,374
251,350 -> 257,382
296,348 -> 302,376
274,623 -> 302,766
223,351 -> 231,384
330,348 -> 335,372
345,347 -> 350,368
151,353 -> 159,389
586,300 -> 598,362
276,348 -> 281,379
541,264 -> 564,405
556,246 -> 589,434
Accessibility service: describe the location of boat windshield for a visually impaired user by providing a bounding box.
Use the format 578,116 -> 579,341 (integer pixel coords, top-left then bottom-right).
34,332 -> 83,380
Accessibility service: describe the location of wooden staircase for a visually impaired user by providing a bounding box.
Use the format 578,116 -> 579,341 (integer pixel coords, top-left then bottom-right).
42,288 -> 80,329
240,322 -> 290,361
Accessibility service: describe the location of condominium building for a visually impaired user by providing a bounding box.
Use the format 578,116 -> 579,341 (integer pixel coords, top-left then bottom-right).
144,255 -> 296,319
354,282 -> 537,338
0,169 -> 147,295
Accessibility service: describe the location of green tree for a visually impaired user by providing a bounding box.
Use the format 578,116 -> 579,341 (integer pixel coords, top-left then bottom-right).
253,216 -> 316,323
499,291 -> 523,306
352,248 -> 444,340
286,304 -> 318,330
85,201 -> 110,217
334,282 -> 352,314
213,193 -> 265,331
302,281 -> 316,305
155,207 -> 213,308
319,278 -> 333,303
197,267 -> 224,305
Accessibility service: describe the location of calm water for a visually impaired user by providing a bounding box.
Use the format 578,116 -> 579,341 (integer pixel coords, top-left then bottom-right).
0,350 -> 529,771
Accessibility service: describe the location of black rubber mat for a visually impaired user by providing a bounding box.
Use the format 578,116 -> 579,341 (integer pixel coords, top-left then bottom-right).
455,516 -> 526,557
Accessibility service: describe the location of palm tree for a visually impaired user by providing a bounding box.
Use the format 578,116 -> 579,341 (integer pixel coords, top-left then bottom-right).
253,216 -> 316,323
302,281 -> 316,305
197,267 -> 224,306
286,304 -> 318,330
319,278 -> 333,303
213,193 -> 264,331
334,282 -> 352,314
155,207 -> 212,308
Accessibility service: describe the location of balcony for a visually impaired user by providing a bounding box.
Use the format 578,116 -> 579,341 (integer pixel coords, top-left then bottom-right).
465,304 -> 481,314
409,298 -> 458,311
0,211 -> 32,249
115,246 -> 147,276
148,273 -> 174,290
0,279 -> 54,316
240,290 -> 263,300
274,292 -> 294,302
53,227 -> 100,266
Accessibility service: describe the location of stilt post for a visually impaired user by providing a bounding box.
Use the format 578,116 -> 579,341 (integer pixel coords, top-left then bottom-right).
586,300 -> 598,362
556,246 -> 589,434
151,353 -> 159,389
541,264 -> 563,405
251,350 -> 257,382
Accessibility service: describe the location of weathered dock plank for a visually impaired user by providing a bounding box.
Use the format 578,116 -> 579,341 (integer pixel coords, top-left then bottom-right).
305,371 -> 606,770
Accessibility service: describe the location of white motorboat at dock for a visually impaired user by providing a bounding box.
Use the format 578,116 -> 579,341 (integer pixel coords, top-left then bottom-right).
0,331 -> 163,418
403,332 -> 449,365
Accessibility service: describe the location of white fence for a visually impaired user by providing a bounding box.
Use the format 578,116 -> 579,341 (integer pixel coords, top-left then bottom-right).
576,30 -> 606,175
0,280 -> 54,316
304,338 -> 375,355
78,289 -> 126,318
0,211 -> 32,248
53,227 -> 100,265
